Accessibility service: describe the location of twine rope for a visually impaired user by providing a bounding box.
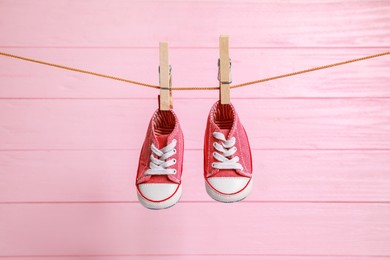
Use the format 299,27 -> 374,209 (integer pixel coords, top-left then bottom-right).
0,51 -> 389,91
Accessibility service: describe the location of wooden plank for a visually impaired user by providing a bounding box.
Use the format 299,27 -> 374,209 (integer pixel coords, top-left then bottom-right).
0,257 -> 389,260
1,1 -> 389,259
0,203 -> 389,256
0,99 -> 389,150
0,48 -> 389,98
0,1 -> 389,47
0,150 -> 390,203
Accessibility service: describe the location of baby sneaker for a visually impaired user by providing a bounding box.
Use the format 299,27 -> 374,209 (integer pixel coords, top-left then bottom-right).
204,101 -> 253,202
136,109 -> 184,210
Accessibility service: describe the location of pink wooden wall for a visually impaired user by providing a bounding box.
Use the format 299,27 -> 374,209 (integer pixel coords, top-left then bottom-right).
1,0 -> 390,259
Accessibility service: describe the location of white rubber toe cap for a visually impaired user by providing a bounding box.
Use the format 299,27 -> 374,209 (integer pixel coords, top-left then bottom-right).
138,183 -> 179,202
207,177 -> 250,195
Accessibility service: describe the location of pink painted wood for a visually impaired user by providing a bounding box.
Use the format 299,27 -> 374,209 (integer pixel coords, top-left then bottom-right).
1,254 -> 389,260
1,150 -> 389,203
1,204 -> 389,256
0,0 -> 390,259
1,258 -> 389,260
1,0 -> 389,47
0,99 -> 389,150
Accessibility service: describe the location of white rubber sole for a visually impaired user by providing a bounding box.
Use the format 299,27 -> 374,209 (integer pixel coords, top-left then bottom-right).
205,177 -> 253,203
137,185 -> 182,210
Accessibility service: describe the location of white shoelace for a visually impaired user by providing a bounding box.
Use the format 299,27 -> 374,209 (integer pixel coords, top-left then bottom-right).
145,139 -> 177,175
212,132 -> 243,170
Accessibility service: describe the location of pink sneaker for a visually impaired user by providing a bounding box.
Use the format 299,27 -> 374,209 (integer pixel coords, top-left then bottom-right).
136,109 -> 184,209
204,101 -> 253,202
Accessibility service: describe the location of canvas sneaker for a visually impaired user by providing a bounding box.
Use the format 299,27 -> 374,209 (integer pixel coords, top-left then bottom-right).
204,101 -> 253,202
136,109 -> 184,209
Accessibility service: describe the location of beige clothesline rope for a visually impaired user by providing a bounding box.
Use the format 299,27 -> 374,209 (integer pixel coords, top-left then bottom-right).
0,51 -> 389,91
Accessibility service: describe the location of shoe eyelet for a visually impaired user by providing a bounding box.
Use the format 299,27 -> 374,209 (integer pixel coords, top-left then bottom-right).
211,163 -> 215,168
173,169 -> 177,174
173,149 -> 177,154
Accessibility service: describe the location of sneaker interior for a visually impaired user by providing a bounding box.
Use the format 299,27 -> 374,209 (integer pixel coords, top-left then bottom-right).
214,103 -> 234,130
154,110 -> 176,136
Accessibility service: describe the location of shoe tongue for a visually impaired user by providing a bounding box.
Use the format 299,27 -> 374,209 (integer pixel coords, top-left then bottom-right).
156,134 -> 169,148
214,128 -> 240,178
219,129 -> 230,138
149,134 -> 170,183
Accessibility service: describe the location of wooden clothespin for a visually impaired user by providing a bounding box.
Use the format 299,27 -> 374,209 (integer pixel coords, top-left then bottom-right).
218,35 -> 231,104
159,42 -> 172,111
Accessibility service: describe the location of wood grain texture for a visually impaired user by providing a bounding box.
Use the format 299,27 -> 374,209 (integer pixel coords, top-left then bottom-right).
1,150 -> 390,203
0,99 -> 389,150
1,0 -> 390,258
0,254 -> 390,260
0,48 -> 389,98
0,0 -> 389,47
0,203 -> 389,256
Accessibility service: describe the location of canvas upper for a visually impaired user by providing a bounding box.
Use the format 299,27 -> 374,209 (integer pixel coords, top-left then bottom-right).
204,101 -> 253,195
136,109 -> 184,203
